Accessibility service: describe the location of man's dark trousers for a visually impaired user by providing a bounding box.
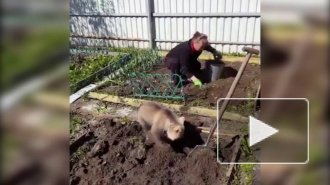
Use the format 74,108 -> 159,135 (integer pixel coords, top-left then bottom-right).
163,57 -> 210,86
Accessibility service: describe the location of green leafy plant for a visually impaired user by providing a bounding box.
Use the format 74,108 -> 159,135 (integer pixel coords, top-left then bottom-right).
121,116 -> 133,125
70,116 -> 82,139
82,92 -> 89,101
2,28 -> 68,93
94,102 -> 108,114
70,54 -> 124,93
239,163 -> 255,185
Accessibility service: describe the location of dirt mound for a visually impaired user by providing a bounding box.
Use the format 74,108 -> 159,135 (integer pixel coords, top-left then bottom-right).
70,117 -> 227,185
96,61 -> 259,108
185,62 -> 259,107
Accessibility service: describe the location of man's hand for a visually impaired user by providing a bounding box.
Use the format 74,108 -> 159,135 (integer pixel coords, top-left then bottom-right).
193,79 -> 202,87
190,76 -> 202,88
213,50 -> 222,61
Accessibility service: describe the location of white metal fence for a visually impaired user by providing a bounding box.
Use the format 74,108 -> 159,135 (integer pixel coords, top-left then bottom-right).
70,0 -> 260,53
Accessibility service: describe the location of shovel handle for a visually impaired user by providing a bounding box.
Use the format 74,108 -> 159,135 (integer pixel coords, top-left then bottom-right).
204,47 -> 259,146
242,47 -> 260,55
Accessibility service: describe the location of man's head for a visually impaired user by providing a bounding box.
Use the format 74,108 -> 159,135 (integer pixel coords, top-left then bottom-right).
192,31 -> 209,51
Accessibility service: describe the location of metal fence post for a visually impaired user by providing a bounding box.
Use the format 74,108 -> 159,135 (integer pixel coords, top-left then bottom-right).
146,0 -> 156,48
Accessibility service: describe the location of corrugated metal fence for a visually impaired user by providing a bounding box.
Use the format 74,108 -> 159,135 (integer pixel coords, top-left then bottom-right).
70,0 -> 260,53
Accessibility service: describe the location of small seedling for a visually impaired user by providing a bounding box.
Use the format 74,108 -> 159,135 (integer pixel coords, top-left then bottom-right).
82,92 -> 89,101
121,116 -> 132,125
95,102 -> 108,114
70,116 -> 83,139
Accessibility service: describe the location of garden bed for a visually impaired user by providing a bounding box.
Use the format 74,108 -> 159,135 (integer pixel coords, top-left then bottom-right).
69,103 -> 249,185
69,47 -> 259,184
95,61 -> 260,114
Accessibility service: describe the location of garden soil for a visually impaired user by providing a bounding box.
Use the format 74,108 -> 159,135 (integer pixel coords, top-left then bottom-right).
70,111 -> 245,185
96,61 -> 260,107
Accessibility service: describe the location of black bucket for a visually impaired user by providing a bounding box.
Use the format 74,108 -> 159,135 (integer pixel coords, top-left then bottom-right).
203,60 -> 225,82
210,61 -> 225,81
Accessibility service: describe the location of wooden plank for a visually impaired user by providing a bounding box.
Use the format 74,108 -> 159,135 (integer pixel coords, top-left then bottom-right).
226,136 -> 242,184
197,127 -> 240,137
200,130 -> 238,137
33,91 -> 69,110
88,92 -> 248,122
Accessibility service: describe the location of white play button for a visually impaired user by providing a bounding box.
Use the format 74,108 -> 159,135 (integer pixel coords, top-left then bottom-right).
249,116 -> 279,147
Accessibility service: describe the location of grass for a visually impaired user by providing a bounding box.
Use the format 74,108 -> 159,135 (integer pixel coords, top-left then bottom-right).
239,164 -> 255,185
240,136 -> 259,159
226,92 -> 256,117
71,146 -> 90,165
230,134 -> 258,185
187,98 -> 213,108
232,153 -> 257,185
70,54 -> 121,93
70,47 -> 161,94
74,147 -> 85,160
235,135 -> 258,185
240,125 -> 249,133
70,115 -> 83,139
109,47 -> 147,55
82,92 -> 90,101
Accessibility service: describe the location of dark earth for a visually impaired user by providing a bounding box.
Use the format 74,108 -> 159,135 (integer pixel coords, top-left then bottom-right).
70,109 -> 247,185
96,61 -> 260,108
70,57 -> 259,184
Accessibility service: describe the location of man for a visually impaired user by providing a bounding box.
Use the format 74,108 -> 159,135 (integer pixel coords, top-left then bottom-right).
164,31 -> 222,87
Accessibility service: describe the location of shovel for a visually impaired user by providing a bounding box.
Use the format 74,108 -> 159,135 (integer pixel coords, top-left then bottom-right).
188,47 -> 260,156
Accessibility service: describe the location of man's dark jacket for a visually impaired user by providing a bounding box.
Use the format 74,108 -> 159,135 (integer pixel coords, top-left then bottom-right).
165,39 -> 216,78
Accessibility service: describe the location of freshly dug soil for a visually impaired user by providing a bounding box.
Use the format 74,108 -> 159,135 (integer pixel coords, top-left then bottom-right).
184,61 -> 260,106
96,61 -> 260,108
70,114 -> 245,185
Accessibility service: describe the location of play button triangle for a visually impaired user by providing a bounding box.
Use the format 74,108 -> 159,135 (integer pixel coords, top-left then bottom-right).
249,116 -> 279,147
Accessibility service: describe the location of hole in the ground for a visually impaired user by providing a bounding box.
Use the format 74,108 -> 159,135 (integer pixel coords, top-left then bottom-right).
110,120 -> 116,126
136,158 -> 146,165
70,132 -> 94,156
120,157 -> 125,164
170,121 -> 204,153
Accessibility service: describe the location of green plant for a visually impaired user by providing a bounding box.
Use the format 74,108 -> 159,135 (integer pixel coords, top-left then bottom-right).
226,94 -> 256,117
70,116 -> 82,139
2,28 -> 68,93
121,116 -> 133,125
82,92 -> 89,101
75,148 -> 84,160
94,102 -> 108,114
231,150 -> 257,185
70,47 -> 162,95
240,125 -> 249,133
70,54 -> 124,93
240,164 -> 255,185
241,136 -> 253,157
129,136 -> 145,150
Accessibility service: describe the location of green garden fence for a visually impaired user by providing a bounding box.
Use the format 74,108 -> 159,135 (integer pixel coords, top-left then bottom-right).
129,73 -> 185,101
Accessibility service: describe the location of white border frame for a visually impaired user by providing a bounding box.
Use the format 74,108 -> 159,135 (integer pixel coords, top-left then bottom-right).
216,98 -> 309,165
